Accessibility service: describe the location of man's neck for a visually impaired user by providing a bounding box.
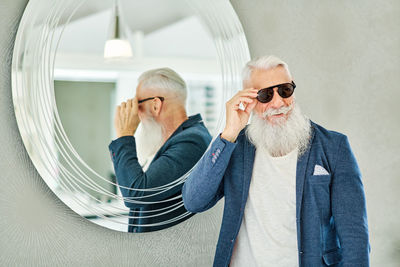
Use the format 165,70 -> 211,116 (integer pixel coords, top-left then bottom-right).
161,110 -> 188,142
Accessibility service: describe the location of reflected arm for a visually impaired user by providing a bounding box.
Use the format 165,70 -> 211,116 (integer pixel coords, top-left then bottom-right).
109,132 -> 210,208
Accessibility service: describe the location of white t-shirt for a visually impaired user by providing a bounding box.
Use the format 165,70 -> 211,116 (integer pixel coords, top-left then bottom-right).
230,148 -> 298,267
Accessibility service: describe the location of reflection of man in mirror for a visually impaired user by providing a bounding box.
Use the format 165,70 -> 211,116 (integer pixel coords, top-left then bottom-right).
183,56 -> 370,266
109,68 -> 211,232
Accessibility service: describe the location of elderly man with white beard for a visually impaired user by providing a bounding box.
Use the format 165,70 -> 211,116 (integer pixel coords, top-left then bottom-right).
109,68 -> 211,233
182,56 -> 370,267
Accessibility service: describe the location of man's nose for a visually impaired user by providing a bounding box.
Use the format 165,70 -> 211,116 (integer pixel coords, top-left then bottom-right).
269,88 -> 284,109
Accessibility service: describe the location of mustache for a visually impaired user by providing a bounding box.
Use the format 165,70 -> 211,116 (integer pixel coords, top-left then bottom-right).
262,104 -> 293,118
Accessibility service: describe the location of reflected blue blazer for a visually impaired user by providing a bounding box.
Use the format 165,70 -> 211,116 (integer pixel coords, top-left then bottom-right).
183,121 -> 370,267
109,114 -> 211,232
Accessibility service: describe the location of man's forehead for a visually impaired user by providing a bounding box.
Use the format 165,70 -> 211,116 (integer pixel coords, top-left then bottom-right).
250,66 -> 292,89
136,82 -> 143,95
136,83 -> 158,97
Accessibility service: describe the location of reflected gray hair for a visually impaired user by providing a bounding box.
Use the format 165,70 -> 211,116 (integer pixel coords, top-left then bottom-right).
138,68 -> 187,105
242,55 -> 292,85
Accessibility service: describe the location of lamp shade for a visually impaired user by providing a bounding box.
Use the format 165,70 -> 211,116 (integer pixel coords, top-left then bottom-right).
103,1 -> 133,59
104,39 -> 133,59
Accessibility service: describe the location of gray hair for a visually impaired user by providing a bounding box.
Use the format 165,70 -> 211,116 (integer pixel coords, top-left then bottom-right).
138,68 -> 187,105
242,55 -> 292,85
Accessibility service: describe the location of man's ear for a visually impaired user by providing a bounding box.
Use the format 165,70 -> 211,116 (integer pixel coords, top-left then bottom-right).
150,98 -> 162,117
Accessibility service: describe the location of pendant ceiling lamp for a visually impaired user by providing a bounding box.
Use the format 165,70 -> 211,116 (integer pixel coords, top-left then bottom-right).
104,1 -> 133,59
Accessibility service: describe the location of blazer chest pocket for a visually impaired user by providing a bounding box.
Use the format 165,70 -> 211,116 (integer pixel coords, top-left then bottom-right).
308,174 -> 331,184
307,174 -> 332,216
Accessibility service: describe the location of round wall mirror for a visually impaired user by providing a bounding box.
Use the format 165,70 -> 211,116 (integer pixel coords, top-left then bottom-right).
12,0 -> 250,232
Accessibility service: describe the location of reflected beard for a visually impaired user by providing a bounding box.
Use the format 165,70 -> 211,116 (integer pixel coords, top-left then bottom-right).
134,116 -> 164,167
245,103 -> 311,157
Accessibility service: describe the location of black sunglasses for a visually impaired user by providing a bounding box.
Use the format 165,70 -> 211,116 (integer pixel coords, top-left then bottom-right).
257,81 -> 296,103
138,96 -> 165,104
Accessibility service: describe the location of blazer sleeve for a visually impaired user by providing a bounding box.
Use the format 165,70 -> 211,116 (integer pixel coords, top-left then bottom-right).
331,135 -> 370,266
109,134 -> 209,208
182,134 -> 237,213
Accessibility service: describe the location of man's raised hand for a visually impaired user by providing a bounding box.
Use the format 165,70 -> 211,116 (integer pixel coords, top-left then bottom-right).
114,97 -> 140,138
221,88 -> 258,142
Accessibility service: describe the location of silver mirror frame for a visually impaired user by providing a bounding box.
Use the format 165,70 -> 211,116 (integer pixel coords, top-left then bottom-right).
12,0 -> 250,231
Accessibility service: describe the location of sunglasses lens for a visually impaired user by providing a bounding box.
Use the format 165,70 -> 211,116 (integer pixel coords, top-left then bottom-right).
257,88 -> 274,103
257,82 -> 295,103
278,84 -> 295,98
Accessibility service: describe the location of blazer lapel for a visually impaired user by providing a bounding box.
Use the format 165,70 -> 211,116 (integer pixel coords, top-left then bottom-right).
295,123 -> 315,250
242,133 -> 256,206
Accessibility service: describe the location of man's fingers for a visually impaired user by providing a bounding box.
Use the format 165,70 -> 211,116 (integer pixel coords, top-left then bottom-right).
244,100 -> 257,113
131,97 -> 139,112
115,105 -> 121,117
237,96 -> 254,103
237,88 -> 258,96
126,99 -> 132,107
228,96 -> 254,108
235,99 -> 254,111
236,91 -> 258,99
226,88 -> 258,105
240,88 -> 258,93
114,106 -> 122,126
230,90 -> 258,105
119,103 -> 127,117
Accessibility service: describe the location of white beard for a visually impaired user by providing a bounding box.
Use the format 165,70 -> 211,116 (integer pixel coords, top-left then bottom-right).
134,116 -> 164,170
245,102 -> 311,157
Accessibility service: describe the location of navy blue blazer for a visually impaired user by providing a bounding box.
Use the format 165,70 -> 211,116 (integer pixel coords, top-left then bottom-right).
183,121 -> 369,266
109,114 -> 211,232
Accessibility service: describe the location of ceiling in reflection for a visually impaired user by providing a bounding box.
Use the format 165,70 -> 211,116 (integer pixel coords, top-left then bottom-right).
55,0 -> 217,60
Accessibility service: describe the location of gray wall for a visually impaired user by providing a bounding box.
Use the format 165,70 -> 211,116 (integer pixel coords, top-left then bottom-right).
0,0 -> 222,266
231,0 -> 400,266
0,0 -> 399,266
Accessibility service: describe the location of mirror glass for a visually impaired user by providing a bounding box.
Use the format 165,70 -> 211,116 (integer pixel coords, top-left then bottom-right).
53,0 -> 221,232
12,0 -> 249,233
